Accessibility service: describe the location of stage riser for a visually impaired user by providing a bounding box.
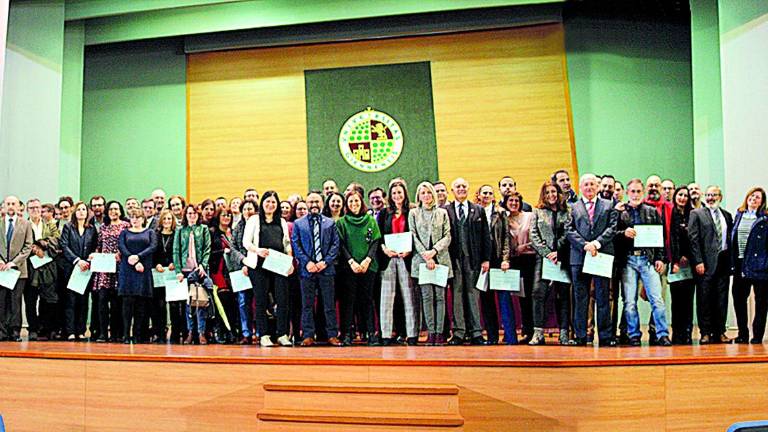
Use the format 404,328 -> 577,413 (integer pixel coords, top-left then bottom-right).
1,358 -> 767,431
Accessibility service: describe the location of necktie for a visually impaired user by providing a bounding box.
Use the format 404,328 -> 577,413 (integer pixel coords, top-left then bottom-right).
6,218 -> 14,258
587,201 -> 595,223
458,203 -> 466,221
712,209 -> 722,249
312,216 -> 323,262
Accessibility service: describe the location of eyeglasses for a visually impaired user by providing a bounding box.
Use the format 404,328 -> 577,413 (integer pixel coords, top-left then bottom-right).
705,193 -> 720,197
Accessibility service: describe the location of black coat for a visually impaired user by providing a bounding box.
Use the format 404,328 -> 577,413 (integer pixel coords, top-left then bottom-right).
615,203 -> 666,265
445,201 -> 491,269
59,223 -> 98,273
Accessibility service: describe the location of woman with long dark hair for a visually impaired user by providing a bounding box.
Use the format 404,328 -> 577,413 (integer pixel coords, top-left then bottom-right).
529,181 -> 572,345
378,181 -> 418,345
336,190 -> 381,346
243,191 -> 293,347
669,186 -> 695,344
59,202 -> 97,341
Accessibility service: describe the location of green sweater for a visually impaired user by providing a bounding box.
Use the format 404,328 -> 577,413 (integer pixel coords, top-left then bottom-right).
336,213 -> 381,272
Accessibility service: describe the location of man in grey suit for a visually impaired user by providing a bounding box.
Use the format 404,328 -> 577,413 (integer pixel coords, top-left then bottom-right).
0,196 -> 34,341
445,178 -> 491,345
566,174 -> 619,346
688,185 -> 734,344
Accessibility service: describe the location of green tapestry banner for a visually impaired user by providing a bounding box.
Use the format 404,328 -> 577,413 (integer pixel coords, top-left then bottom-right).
305,61 -> 438,196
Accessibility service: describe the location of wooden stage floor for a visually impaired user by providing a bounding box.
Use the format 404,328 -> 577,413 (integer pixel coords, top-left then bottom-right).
2,340 -> 768,367
2,341 -> 768,431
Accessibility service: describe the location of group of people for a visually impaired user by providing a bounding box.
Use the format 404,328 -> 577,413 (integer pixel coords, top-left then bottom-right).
0,170 -> 765,348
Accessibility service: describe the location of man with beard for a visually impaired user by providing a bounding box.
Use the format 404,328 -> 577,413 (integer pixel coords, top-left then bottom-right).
553,169 -> 578,204
688,183 -> 703,209
291,191 -> 342,346
615,179 -> 671,346
89,196 -> 106,229
0,196 -> 34,341
689,186 -> 733,344
498,176 -> 532,211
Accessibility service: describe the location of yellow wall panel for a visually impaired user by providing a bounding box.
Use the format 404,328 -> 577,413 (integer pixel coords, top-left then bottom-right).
187,24 -> 576,203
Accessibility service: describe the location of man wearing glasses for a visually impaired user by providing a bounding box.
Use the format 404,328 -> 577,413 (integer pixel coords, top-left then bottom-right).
688,186 -> 734,344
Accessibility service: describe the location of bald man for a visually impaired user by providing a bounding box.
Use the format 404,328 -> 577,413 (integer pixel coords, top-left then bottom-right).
445,178 -> 491,345
0,196 -> 34,341
566,174 -> 618,347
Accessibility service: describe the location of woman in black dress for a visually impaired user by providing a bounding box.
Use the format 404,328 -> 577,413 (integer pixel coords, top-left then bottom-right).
118,208 -> 157,344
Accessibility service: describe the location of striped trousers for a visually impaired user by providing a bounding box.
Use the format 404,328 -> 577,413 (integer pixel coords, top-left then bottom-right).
379,257 -> 418,338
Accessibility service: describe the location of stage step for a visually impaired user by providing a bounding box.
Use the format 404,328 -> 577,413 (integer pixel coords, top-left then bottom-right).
258,381 -> 464,429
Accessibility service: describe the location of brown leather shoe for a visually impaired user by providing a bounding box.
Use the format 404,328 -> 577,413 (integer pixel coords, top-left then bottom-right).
718,334 -> 734,344
301,337 -> 315,347
183,334 -> 193,345
199,334 -> 208,345
327,337 -> 343,347
700,334 -> 711,345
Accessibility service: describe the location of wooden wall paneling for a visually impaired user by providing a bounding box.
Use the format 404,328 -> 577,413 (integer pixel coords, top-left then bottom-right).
367,365 -> 666,432
83,361 -> 370,431
665,363 -> 768,431
0,358 -> 86,432
188,24 -> 575,202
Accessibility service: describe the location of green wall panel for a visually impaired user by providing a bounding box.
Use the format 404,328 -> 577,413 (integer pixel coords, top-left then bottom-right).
80,39 -> 186,203
305,62 -> 438,194
60,20 -> 85,198
565,16 -> 695,186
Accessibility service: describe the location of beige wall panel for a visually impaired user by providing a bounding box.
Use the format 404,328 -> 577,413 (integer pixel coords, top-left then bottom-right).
665,363 -> 768,431
0,358 -> 86,431
188,24 -> 575,202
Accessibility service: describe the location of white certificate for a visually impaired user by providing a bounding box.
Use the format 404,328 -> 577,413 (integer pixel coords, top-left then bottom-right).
417,264 -> 449,287
475,270 -> 488,292
151,268 -> 175,288
30,254 -> 53,269
582,252 -> 614,279
165,278 -> 189,302
668,265 -> 694,283
230,270 -> 253,292
384,232 -> 412,254
90,253 -> 117,273
261,249 -> 293,277
542,259 -> 571,283
490,269 -> 521,292
0,268 -> 21,290
633,225 -> 664,248
66,267 -> 92,295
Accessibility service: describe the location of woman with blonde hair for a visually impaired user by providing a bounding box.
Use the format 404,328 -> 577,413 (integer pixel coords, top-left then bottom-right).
409,182 -> 452,345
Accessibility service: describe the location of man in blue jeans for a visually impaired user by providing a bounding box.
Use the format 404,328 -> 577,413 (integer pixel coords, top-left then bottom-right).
290,191 -> 342,347
616,179 -> 672,346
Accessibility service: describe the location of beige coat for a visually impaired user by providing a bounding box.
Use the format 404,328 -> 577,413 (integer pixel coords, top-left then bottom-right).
0,216 -> 34,278
409,206 -> 452,278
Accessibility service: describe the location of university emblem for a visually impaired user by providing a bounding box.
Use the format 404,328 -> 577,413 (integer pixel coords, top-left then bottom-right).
338,107 -> 403,172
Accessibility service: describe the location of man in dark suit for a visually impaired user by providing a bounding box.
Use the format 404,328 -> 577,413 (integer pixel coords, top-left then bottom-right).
688,185 -> 734,344
142,199 -> 158,230
566,174 -> 618,346
445,178 -> 491,345
0,196 -> 34,341
291,191 -> 342,347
